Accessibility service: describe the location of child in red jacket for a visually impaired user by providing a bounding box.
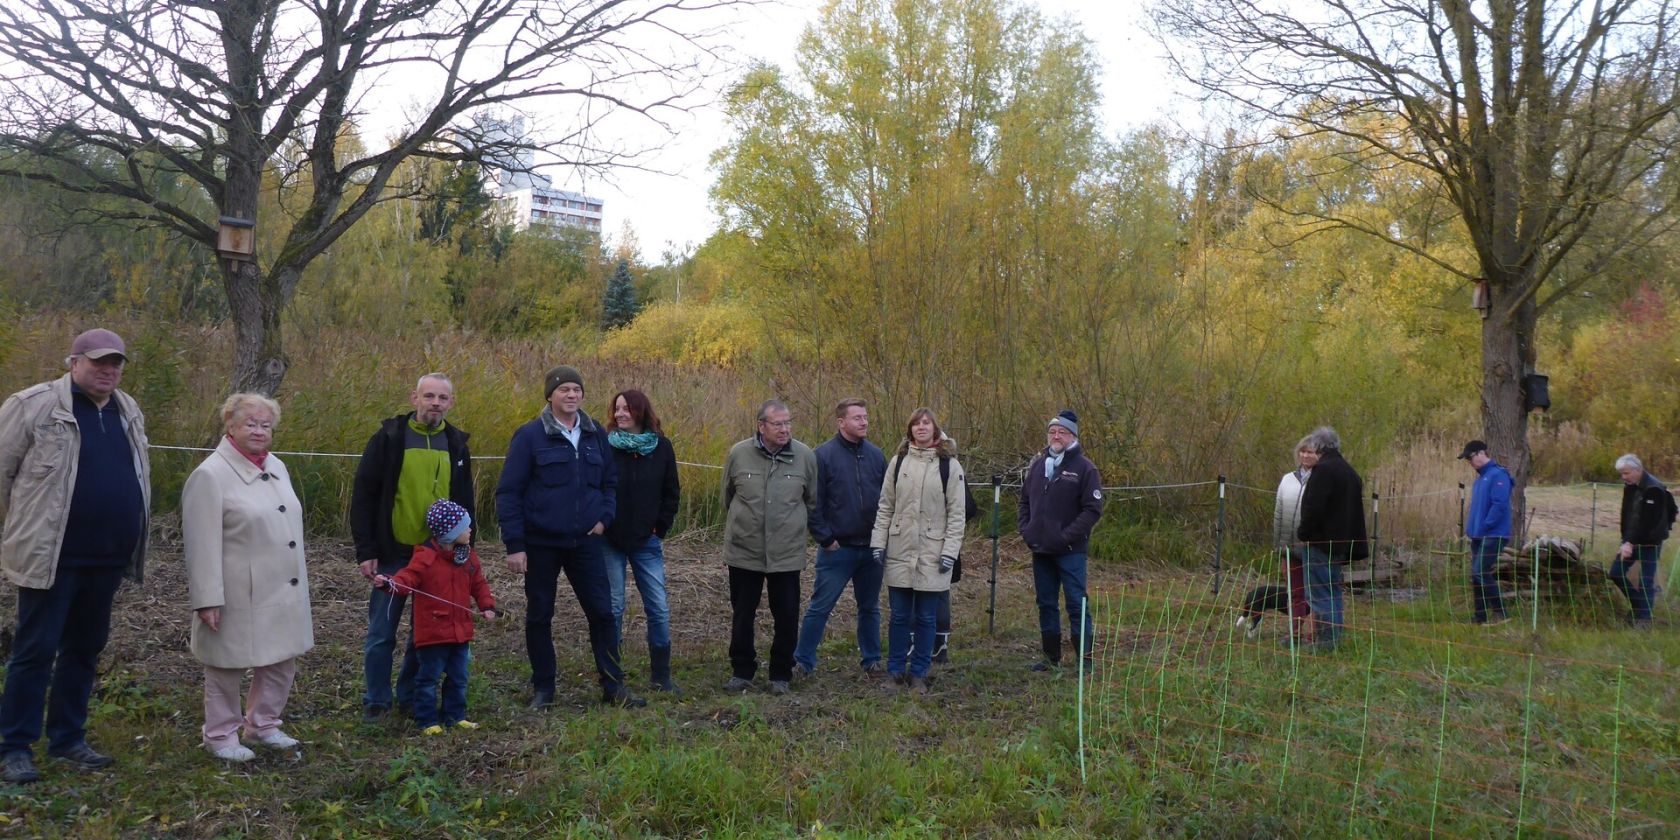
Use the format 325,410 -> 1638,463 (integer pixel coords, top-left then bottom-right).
377,500 -> 497,735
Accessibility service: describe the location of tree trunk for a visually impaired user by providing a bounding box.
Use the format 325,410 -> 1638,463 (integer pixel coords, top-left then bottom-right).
222,258 -> 288,396
1480,275 -> 1538,539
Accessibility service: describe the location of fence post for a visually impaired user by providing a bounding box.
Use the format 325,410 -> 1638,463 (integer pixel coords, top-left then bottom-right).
1457,482 -> 1467,546
1588,481 -> 1598,555
1369,486 -> 1381,588
1213,475 -> 1227,594
987,474 -> 1002,636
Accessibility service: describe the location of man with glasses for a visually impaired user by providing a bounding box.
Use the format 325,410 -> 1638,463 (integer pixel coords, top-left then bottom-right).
1019,410 -> 1104,671
0,329 -> 151,783
720,399 -> 822,694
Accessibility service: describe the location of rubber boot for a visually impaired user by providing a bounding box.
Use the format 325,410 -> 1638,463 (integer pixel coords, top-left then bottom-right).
649,644 -> 681,696
931,632 -> 950,664
1029,632 -> 1061,671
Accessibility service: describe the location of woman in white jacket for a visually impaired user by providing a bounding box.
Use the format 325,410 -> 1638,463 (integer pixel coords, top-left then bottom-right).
1272,437 -> 1318,645
870,409 -> 966,693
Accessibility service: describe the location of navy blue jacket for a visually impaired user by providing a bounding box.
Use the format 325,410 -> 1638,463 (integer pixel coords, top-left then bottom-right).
496,410 -> 617,554
1466,459 -> 1513,539
813,433 -> 886,547
1018,445 -> 1105,555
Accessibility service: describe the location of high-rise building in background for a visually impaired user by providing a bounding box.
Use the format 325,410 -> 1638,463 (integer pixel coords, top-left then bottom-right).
474,114 -> 604,236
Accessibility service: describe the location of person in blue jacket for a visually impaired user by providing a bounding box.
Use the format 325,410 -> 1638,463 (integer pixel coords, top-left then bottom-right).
1458,439 -> 1512,625
497,365 -> 642,710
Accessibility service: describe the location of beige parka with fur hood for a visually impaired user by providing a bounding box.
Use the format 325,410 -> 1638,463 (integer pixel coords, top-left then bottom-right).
870,439 -> 966,592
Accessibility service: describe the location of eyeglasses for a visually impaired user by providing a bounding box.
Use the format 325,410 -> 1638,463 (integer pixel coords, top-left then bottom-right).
241,419 -> 275,432
761,420 -> 793,429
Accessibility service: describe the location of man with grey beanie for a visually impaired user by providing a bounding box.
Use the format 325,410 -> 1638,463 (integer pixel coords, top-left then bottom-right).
496,365 -> 643,709
1018,409 -> 1104,671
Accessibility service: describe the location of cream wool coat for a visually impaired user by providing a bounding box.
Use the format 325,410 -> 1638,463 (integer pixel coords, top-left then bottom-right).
182,437 -> 313,669
871,444 -> 966,592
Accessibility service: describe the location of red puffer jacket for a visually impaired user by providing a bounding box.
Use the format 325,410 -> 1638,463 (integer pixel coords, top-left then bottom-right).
386,541 -> 495,647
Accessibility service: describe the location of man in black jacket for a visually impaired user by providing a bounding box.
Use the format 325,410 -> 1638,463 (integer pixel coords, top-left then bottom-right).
349,373 -> 475,722
1294,426 -> 1367,651
1612,453 -> 1674,626
1019,410 -> 1105,670
794,398 -> 886,676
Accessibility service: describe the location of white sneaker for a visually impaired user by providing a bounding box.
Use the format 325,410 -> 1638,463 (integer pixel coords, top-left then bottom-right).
251,731 -> 300,749
208,743 -> 256,762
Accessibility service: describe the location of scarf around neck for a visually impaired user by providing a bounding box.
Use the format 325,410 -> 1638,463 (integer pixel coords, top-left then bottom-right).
609,429 -> 659,456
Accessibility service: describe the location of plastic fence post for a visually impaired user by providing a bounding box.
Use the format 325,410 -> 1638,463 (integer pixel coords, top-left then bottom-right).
1369,487 -> 1381,600
1457,482 -> 1466,547
1078,595 -> 1087,786
1213,583 -> 1237,765
1530,542 -> 1542,632
988,474 -> 1001,636
1213,475 -> 1227,594
1348,618 -> 1378,837
1152,593 -> 1172,779
1516,651 -> 1537,838
1428,641 -> 1452,838
1609,665 -> 1624,839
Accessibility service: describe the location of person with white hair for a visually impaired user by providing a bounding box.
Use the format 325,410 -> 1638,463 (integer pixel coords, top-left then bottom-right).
1295,426 -> 1368,651
1612,454 -> 1675,627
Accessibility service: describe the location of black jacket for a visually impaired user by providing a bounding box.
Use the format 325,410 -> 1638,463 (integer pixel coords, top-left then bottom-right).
605,435 -> 681,553
349,413 -> 475,566
1296,448 -> 1369,563
1018,445 -> 1105,555
813,433 -> 886,547
1620,472 -> 1675,546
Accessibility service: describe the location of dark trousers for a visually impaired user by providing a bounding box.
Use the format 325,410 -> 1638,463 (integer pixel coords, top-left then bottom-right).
1609,543 -> 1662,622
1469,537 -> 1509,622
1,567 -> 125,756
524,541 -> 624,694
363,559 -> 419,710
413,643 -> 471,728
1032,552 -> 1093,653
727,567 -> 801,682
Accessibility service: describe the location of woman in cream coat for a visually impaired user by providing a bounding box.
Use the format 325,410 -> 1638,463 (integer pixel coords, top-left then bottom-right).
1271,436 -> 1318,645
870,408 -> 966,692
182,393 -> 312,762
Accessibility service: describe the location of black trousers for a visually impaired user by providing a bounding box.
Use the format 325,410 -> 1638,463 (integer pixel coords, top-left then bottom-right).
524,541 -> 624,694
727,567 -> 801,681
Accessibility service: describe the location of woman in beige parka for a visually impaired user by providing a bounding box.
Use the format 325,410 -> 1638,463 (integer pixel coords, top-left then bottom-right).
181,393 -> 313,763
870,408 -> 966,692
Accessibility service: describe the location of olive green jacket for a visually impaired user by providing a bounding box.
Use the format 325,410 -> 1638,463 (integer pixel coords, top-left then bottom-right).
720,436 -> 820,572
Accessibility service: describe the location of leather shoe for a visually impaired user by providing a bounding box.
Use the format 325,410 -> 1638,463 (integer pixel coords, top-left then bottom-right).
1,751 -> 39,784
602,687 -> 647,708
362,704 -> 389,724
723,676 -> 753,692
528,689 -> 555,710
48,742 -> 114,770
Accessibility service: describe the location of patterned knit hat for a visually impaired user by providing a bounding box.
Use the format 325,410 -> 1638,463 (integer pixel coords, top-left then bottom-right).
425,499 -> 472,545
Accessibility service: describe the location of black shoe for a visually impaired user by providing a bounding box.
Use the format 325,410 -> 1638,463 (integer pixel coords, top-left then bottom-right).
768,680 -> 791,695
603,686 -> 647,708
723,676 -> 753,692
393,701 -> 413,719
528,689 -> 555,710
1,752 -> 39,784
362,704 -> 389,724
48,742 -> 114,770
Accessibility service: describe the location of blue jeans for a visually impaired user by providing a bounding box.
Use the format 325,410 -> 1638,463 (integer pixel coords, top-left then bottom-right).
1610,543 -> 1662,622
412,643 -> 471,728
524,540 -> 624,693
886,587 -> 940,678
1469,537 -> 1509,622
1032,552 -> 1093,653
793,546 -> 883,672
1304,546 -> 1344,642
1,567 -> 124,756
363,560 -> 419,710
602,537 -> 671,649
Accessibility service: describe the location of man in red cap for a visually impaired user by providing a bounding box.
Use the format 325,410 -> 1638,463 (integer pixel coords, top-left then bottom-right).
0,328 -> 151,783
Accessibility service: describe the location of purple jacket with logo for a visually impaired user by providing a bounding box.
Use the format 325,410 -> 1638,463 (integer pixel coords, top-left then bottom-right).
1018,445 -> 1105,555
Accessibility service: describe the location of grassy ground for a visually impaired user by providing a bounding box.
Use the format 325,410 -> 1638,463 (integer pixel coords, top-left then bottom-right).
0,495 -> 1675,837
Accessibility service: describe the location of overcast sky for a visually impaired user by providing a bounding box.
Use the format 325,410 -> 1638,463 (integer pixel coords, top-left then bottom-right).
535,0 -> 1182,260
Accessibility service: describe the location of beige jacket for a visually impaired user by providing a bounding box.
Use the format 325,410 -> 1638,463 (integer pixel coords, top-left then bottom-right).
182,437 -> 313,669
0,374 -> 151,588
871,443 -> 966,592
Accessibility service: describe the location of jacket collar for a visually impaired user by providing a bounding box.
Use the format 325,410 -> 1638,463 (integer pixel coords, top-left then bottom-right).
755,434 -> 795,463
51,374 -> 136,422
214,436 -> 272,485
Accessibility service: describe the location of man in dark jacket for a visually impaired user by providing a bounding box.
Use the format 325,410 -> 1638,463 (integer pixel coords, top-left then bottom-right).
1295,426 -> 1367,650
1018,409 -> 1104,670
1459,439 -> 1512,625
794,398 -> 886,676
349,373 -> 475,723
497,365 -> 641,709
1612,453 -> 1674,626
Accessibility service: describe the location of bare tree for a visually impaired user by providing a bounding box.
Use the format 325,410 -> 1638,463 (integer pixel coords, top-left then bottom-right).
1155,0 -> 1680,510
0,0 -> 735,394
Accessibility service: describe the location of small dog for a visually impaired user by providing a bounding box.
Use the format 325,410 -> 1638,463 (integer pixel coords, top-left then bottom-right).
1234,584 -> 1292,639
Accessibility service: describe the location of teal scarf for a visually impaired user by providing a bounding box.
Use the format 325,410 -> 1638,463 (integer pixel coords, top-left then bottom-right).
609,429 -> 659,456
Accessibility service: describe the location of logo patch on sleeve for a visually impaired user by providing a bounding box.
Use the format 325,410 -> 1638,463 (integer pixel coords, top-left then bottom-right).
1093,489 -> 1103,500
